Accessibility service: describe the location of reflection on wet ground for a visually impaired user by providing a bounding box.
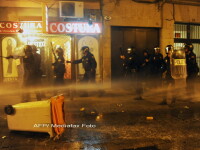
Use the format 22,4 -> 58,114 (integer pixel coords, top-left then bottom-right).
0,84 -> 200,150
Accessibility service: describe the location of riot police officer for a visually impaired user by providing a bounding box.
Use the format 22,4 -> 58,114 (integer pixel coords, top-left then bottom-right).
6,45 -> 39,101
31,45 -> 42,100
52,47 -> 66,86
120,47 -> 137,79
150,47 -> 164,88
185,43 -> 199,78
140,50 -> 151,80
67,46 -> 97,83
120,47 -> 144,100
159,45 -> 176,105
22,45 -> 37,87
138,50 -> 151,92
185,43 -> 199,99
32,45 -> 42,77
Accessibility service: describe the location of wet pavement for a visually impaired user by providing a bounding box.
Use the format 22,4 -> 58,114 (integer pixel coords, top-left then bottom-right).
0,87 -> 200,150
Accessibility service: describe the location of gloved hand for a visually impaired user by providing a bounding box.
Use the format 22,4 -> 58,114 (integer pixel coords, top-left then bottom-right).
66,60 -> 71,63
5,55 -> 14,59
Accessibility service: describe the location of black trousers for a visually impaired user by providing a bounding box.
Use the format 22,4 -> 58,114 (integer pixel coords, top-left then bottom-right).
82,70 -> 96,83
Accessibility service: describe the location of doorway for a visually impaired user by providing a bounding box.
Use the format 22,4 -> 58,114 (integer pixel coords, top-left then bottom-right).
111,26 -> 159,81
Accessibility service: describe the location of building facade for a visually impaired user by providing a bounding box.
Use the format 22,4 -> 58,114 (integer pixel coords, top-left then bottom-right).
1,0 -> 200,86
0,0 -> 102,84
101,0 -> 200,85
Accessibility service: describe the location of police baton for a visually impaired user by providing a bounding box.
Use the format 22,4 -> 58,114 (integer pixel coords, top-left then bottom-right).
50,42 -> 58,62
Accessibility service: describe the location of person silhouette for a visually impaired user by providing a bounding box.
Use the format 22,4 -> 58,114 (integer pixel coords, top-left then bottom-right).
6,39 -> 13,74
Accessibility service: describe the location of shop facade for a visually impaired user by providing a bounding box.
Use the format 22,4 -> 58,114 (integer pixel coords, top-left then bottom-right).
0,21 -> 102,84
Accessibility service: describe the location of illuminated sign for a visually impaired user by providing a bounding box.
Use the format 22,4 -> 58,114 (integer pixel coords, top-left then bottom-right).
0,21 -> 102,34
27,39 -> 45,47
0,21 -> 43,34
48,22 -> 102,34
174,59 -> 186,66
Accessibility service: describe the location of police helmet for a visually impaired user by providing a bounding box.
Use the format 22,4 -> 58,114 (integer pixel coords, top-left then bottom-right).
81,46 -> 90,53
31,45 -> 38,51
127,47 -> 132,54
143,49 -> 149,56
154,47 -> 160,53
165,45 -> 173,54
24,45 -> 32,53
56,47 -> 64,55
126,47 -> 135,54
184,43 -> 193,51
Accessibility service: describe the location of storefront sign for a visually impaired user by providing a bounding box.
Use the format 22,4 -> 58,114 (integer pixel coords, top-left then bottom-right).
27,39 -> 45,47
0,21 -> 43,34
49,22 -> 102,34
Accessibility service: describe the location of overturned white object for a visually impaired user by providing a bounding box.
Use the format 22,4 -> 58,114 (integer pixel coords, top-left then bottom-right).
6,100 -> 54,137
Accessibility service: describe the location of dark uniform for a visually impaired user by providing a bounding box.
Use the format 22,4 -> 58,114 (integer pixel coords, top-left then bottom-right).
32,45 -> 43,100
33,52 -> 42,79
160,45 -> 175,105
66,46 -> 96,97
163,55 -> 172,81
185,43 -> 199,99
23,50 -> 36,87
74,51 -> 96,82
186,51 -> 199,79
52,48 -> 66,85
23,51 -> 37,101
67,46 -> 96,97
68,46 -> 97,83
120,47 -> 137,79
138,50 -> 151,93
6,45 -> 42,101
120,47 -> 144,100
140,50 -> 151,80
150,47 -> 164,88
